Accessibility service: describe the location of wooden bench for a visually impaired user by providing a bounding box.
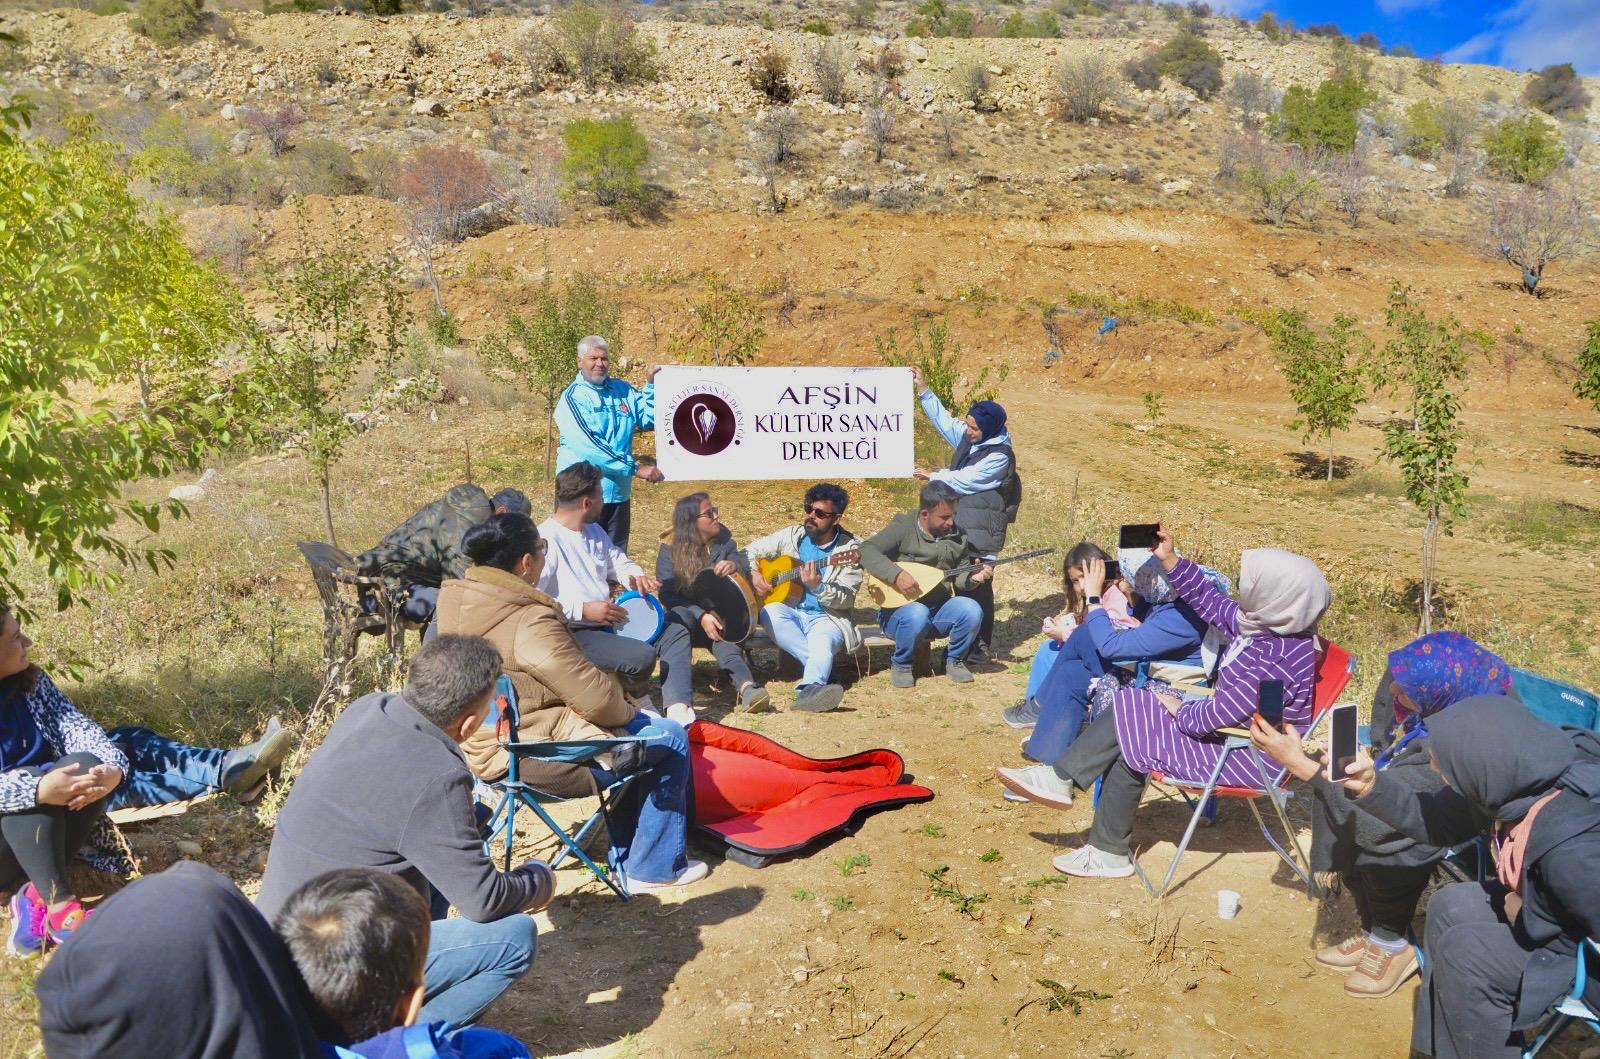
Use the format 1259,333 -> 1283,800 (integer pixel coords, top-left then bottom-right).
742,622 -> 898,681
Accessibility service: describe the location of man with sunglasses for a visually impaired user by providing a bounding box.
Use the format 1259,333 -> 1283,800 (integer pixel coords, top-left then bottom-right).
744,484 -> 863,713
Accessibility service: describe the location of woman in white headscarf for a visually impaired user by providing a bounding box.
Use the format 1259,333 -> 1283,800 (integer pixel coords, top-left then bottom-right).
1001,525 -> 1332,879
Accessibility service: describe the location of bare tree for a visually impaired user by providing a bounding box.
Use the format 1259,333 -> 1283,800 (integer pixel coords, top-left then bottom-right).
1326,148 -> 1369,226
955,60 -> 989,106
1441,148 -> 1474,198
1240,143 -> 1321,226
1224,71 -> 1278,126
811,40 -> 847,107
936,109 -> 960,160
1058,53 -> 1116,123
864,106 -> 893,162
756,106 -> 802,165
243,104 -> 304,158
499,145 -> 564,227
1486,179 -> 1594,295
397,144 -> 497,318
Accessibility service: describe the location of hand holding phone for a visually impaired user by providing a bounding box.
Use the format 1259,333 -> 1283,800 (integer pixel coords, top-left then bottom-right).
1327,703 -> 1359,783
1118,523 -> 1160,551
1254,679 -> 1285,728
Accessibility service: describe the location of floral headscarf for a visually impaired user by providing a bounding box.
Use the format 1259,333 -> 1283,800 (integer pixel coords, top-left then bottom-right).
1388,631 -> 1512,723
1126,557 -> 1232,608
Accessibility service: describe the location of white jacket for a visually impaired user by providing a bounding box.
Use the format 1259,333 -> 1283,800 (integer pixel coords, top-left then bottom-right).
743,524 -> 865,652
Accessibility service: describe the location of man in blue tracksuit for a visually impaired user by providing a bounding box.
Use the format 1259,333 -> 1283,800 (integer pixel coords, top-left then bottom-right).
553,335 -> 661,550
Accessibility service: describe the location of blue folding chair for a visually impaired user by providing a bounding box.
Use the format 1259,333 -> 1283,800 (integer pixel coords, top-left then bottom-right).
1512,669 -> 1600,731
1522,938 -> 1600,1058
477,676 -> 668,901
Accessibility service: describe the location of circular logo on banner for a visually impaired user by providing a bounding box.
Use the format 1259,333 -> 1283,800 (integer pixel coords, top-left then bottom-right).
669,391 -> 739,455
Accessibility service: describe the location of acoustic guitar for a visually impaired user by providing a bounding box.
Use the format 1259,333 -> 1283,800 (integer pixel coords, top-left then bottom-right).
754,548 -> 862,607
858,548 -> 1056,609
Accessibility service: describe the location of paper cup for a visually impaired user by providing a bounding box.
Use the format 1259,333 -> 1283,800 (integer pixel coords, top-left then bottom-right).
1217,889 -> 1241,920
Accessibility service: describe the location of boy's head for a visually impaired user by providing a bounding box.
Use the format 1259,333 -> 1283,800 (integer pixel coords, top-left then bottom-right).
276,868 -> 431,1044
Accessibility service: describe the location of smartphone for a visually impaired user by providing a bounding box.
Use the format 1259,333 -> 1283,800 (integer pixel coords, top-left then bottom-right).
1255,679 -> 1285,728
1119,523 -> 1160,550
1328,703 -> 1359,783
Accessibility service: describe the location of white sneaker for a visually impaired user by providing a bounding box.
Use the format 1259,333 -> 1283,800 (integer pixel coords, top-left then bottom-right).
1052,845 -> 1134,879
665,703 -> 697,726
629,860 -> 709,891
995,765 -> 1075,810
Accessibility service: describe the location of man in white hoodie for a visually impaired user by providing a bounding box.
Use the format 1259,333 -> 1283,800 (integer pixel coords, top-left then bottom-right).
537,461 -> 696,725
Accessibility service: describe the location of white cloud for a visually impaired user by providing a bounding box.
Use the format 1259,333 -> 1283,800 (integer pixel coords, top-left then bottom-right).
1446,0 -> 1600,76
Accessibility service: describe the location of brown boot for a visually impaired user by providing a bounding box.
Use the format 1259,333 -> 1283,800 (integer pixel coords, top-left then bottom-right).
1314,934 -> 1367,970
1344,942 -> 1419,998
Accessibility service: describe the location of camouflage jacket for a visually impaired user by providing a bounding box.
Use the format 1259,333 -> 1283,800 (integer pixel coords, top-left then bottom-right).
356,483 -> 494,589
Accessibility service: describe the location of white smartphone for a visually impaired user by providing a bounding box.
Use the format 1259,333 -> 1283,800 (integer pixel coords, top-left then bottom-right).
1327,703 -> 1359,783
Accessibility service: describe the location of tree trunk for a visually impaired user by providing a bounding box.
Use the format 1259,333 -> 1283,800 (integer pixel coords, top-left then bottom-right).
1327,434 -> 1334,481
1419,507 -> 1437,635
423,256 -> 445,317
544,409 -> 556,480
320,462 -> 338,549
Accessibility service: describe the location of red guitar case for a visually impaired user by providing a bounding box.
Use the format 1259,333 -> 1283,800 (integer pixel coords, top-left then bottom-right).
687,721 -> 934,867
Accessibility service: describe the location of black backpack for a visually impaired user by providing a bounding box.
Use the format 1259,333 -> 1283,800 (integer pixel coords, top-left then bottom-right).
987,444 -> 1023,525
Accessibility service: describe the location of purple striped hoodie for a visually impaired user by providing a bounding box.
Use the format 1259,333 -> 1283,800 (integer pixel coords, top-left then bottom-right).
1112,557 -> 1318,788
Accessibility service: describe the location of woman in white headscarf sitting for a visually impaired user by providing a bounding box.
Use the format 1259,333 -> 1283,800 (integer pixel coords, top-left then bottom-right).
1004,524 -> 1332,879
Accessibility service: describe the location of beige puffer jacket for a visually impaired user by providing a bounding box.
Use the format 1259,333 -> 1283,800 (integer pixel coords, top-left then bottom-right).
436,565 -> 635,788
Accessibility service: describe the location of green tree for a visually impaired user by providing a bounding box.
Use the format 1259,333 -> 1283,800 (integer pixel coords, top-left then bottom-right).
560,116 -> 651,217
477,274 -> 621,478
1271,309 -> 1369,479
1369,287 -> 1472,634
670,273 -> 765,367
249,216 -> 410,547
1,104 -> 252,617
1275,76 -> 1375,152
1575,321 -> 1600,415
1482,115 -> 1564,185
875,316 -> 1004,410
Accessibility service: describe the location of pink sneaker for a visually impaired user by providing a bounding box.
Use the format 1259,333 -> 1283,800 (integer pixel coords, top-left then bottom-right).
7,884 -> 48,957
44,899 -> 93,947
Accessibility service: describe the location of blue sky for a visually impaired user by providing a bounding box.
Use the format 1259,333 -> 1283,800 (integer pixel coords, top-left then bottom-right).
1206,0 -> 1600,75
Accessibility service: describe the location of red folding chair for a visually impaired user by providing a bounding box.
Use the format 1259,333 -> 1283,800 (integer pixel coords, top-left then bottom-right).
1132,641 -> 1354,898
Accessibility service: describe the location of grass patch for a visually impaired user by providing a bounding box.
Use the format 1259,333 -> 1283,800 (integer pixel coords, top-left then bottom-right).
1054,288 -> 1215,325
835,851 -> 871,877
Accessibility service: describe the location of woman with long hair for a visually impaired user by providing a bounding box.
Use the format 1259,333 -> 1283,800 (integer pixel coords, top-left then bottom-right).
655,492 -> 769,714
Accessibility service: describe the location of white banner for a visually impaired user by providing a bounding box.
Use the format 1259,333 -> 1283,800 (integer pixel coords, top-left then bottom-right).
653,366 -> 915,481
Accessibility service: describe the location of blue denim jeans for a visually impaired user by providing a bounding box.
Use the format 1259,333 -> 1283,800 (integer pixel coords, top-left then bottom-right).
762,604 -> 844,688
879,595 -> 982,668
420,913 -> 537,1027
1024,639 -> 1064,702
594,714 -> 690,885
1022,623 -> 1107,764
105,727 -> 224,812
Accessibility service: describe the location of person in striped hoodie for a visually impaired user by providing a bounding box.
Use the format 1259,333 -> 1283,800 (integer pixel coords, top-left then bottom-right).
1006,524 -> 1331,879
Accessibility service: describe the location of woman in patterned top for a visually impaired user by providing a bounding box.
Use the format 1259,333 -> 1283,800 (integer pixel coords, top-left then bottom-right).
1005,524 -> 1331,881
0,600 -> 127,956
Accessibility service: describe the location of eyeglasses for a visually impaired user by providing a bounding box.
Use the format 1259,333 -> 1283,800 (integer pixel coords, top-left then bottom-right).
698,507 -> 720,521
804,505 -> 839,519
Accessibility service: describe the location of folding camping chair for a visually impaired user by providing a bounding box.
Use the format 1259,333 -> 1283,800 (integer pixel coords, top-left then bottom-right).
1522,938 -> 1600,1058
1132,641 -> 1355,899
477,676 -> 668,901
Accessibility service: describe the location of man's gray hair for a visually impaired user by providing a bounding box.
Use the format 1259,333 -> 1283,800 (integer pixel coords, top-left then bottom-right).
403,635 -> 503,729
918,479 -> 960,512
576,335 -> 610,357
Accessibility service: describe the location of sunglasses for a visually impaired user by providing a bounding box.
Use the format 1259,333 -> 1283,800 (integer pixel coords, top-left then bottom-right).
698,507 -> 720,520
805,505 -> 839,519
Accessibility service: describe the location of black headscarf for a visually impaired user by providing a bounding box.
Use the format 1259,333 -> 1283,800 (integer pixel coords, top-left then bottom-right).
38,861 -> 331,1059
1426,696 -> 1600,824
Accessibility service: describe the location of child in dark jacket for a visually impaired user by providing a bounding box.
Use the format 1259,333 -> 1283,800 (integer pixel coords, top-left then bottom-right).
276,869 -> 531,1059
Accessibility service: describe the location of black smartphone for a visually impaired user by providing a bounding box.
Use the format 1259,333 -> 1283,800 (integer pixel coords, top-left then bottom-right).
1328,704 -> 1358,782
1118,523 -> 1160,550
1256,679 -> 1285,727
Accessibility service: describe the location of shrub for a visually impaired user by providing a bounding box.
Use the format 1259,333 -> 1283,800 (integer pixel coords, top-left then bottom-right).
906,0 -> 976,38
748,50 -> 793,104
314,60 -> 338,87
134,0 -> 204,46
1419,56 -> 1444,88
801,19 -> 832,35
864,106 -> 893,162
1398,99 -> 1444,157
1486,180 -> 1593,294
1328,37 -> 1372,83
1325,149 -> 1369,225
357,144 -> 402,199
560,116 -> 651,216
243,104 -> 303,157
1305,22 -> 1342,38
1000,10 -> 1059,38
369,0 -> 401,12
1155,29 -> 1224,99
290,138 -> 363,196
846,0 -> 878,28
1355,31 -> 1381,51
552,1 -> 657,93
1254,11 -> 1283,41
1275,77 -> 1375,152
1482,115 -> 1564,184
398,143 -> 496,242
1058,53 -> 1115,123
1390,44 -> 1416,58
1226,71 -> 1278,124
955,60 -> 990,105
1123,52 -> 1162,92
754,107 -> 801,165
502,144 -> 564,227
669,272 -> 765,367
1240,144 -> 1320,226
1523,63 -> 1591,119
811,40 -> 847,106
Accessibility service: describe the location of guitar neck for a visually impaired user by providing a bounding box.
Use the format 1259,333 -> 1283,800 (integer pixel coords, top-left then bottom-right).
943,548 -> 1056,581
771,552 -> 846,587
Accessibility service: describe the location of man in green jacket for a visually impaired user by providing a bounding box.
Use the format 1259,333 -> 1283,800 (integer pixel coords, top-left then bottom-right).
858,481 -> 992,689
